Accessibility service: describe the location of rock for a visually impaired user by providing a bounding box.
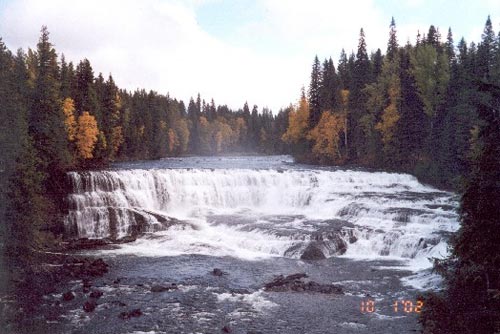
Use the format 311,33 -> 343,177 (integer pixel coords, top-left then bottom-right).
65,238 -> 110,250
229,288 -> 251,294
300,243 -> 326,260
62,291 -> 75,301
119,308 -> 142,320
222,325 -> 232,333
88,258 -> 109,276
212,268 -> 227,276
89,289 -> 103,299
115,235 -> 137,243
83,299 -> 97,312
83,279 -> 92,287
150,283 -> 178,292
111,300 -> 127,307
62,257 -> 109,279
264,273 -> 308,291
264,273 -> 342,294
82,278 -> 92,293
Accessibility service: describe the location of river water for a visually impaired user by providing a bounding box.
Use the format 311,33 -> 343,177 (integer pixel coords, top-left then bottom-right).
7,155 -> 460,333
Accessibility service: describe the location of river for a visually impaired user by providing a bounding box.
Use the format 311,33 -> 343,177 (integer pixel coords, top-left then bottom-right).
5,155 -> 460,333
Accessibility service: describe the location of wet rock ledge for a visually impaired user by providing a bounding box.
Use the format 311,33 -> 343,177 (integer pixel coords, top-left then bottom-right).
263,273 -> 343,294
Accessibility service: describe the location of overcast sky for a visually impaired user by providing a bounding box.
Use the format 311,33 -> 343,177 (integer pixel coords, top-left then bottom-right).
0,0 -> 498,112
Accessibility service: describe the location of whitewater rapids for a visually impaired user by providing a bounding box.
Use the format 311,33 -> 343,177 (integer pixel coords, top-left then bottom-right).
65,156 -> 459,274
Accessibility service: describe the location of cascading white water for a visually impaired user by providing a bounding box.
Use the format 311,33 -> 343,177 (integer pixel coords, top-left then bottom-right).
65,167 -> 459,266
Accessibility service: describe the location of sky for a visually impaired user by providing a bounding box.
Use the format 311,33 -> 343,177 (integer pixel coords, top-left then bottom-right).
0,0 -> 498,113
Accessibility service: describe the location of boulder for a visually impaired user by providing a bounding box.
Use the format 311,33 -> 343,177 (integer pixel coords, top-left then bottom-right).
212,268 -> 227,276
119,308 -> 142,320
300,243 -> 326,260
83,299 -> 97,312
264,273 -> 342,294
62,291 -> 75,301
89,289 -> 103,299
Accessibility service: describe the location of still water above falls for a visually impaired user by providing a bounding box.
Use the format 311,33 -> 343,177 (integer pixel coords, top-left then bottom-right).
64,156 -> 459,271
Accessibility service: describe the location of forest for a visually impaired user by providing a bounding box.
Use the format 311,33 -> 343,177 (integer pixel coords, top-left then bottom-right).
286,17 -> 499,332
0,16 -> 499,334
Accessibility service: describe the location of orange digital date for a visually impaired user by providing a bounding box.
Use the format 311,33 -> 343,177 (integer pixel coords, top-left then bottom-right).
360,299 -> 424,313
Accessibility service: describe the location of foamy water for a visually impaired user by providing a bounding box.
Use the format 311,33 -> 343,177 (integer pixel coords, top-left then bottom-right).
65,156 -> 459,287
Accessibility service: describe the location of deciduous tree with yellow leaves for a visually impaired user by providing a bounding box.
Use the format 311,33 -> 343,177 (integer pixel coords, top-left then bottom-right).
282,92 -> 309,144
308,111 -> 346,163
62,97 -> 77,142
75,111 -> 99,159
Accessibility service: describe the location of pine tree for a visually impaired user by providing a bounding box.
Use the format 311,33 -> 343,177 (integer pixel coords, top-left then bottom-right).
319,57 -> 339,111
308,55 -> 322,128
387,17 -> 398,61
337,49 -> 351,89
29,26 -> 71,172
349,28 -> 372,160
477,16 -> 496,80
371,49 -> 383,79
75,59 -> 100,122
445,28 -> 455,63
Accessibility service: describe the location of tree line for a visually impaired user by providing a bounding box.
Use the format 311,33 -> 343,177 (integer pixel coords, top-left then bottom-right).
283,16 -> 500,189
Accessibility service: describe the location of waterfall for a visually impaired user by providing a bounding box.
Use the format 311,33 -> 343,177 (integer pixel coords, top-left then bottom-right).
65,167 -> 458,263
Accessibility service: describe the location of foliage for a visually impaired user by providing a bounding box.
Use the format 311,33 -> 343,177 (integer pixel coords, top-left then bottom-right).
282,93 -> 309,144
62,97 -> 77,142
75,112 -> 99,159
308,111 -> 346,163
410,44 -> 450,120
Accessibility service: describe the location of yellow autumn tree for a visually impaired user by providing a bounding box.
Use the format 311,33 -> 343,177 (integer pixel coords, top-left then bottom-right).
75,112 -> 99,159
62,97 -> 77,142
308,111 -> 346,163
282,94 -> 309,144
372,59 -> 401,149
376,85 -> 400,145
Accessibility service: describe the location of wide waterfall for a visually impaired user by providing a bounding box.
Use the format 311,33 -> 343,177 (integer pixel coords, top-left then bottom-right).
65,160 -> 459,268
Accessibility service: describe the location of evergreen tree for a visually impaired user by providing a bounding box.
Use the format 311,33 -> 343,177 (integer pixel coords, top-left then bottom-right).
477,15 -> 496,80
445,28 -> 455,63
29,26 -> 71,172
387,17 -> 398,61
371,49 -> 383,79
308,55 -> 322,128
349,28 -> 372,160
75,58 -> 101,122
5,137 -> 50,257
319,57 -> 339,111
337,49 -> 351,89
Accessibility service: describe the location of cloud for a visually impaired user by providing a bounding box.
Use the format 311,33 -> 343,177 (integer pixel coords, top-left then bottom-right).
0,0 -> 498,113
0,0 -> 302,112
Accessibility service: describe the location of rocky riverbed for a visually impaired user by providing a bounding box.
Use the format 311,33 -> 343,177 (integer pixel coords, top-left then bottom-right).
1,250 -> 424,334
